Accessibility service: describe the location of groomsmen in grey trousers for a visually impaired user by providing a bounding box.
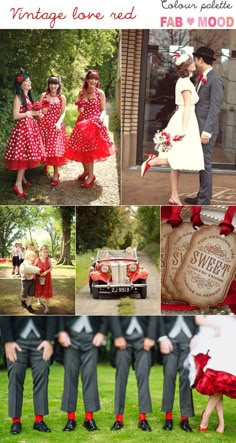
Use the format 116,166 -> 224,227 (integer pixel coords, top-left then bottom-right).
159,316 -> 198,432
109,316 -> 157,432
185,46 -> 224,205
58,316 -> 107,432
1,316 -> 56,435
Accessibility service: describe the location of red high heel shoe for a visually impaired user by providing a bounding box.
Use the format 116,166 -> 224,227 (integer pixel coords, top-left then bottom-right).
23,180 -> 31,187
77,172 -> 88,181
13,184 -> 26,197
168,197 -> 182,206
199,411 -> 208,432
81,176 -> 96,188
141,154 -> 156,177
51,174 -> 60,186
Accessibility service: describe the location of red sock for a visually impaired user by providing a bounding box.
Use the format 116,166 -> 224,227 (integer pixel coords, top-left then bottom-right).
139,413 -> 147,422
85,412 -> 93,422
35,415 -> 43,423
68,412 -> 76,420
165,412 -> 173,420
116,414 -> 123,423
12,418 -> 21,423
181,416 -> 188,421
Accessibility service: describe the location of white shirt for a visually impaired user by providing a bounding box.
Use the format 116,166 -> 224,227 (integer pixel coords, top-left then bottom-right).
71,316 -> 93,334
20,320 -> 40,339
126,317 -> 143,336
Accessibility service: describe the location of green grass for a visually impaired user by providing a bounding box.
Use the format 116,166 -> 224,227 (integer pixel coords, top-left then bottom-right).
64,104 -> 78,136
0,279 -> 75,315
117,297 -> 135,315
76,251 -> 97,290
0,363 -> 236,442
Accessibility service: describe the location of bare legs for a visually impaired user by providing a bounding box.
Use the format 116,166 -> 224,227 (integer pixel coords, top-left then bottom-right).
200,394 -> 224,433
15,170 -> 26,193
53,165 -> 59,181
81,162 -> 95,185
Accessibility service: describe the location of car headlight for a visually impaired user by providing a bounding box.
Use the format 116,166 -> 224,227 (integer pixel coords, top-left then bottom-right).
101,265 -> 109,273
129,264 -> 137,272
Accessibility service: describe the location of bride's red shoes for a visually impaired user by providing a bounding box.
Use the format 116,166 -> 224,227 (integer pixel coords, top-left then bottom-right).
141,154 -> 156,177
199,411 -> 208,432
13,184 -> 26,197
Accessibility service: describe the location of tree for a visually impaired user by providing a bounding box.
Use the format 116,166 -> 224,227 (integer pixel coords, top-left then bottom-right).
57,207 -> 75,265
0,206 -> 28,257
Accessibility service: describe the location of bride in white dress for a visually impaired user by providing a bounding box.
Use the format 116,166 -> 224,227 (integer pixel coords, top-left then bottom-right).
141,52 -> 204,205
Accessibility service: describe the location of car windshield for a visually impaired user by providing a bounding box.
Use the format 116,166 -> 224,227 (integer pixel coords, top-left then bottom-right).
97,248 -> 137,261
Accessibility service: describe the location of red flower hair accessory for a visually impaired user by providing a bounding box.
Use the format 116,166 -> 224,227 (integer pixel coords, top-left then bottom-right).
16,75 -> 24,83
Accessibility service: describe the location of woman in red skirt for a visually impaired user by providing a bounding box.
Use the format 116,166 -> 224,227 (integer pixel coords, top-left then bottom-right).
38,76 -> 67,186
34,245 -> 53,314
66,69 -> 117,188
190,315 -> 236,433
4,73 -> 44,197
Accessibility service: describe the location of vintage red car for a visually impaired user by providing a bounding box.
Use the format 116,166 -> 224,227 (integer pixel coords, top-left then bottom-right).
89,248 -> 148,299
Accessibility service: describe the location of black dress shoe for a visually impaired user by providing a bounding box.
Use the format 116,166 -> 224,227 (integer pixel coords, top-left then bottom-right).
111,420 -> 124,431
26,305 -> 35,313
63,419 -> 77,432
21,300 -> 27,308
184,197 -> 199,205
180,419 -> 193,432
163,419 -> 173,430
138,419 -> 152,432
10,422 -> 22,434
33,420 -> 51,432
83,418 -> 99,431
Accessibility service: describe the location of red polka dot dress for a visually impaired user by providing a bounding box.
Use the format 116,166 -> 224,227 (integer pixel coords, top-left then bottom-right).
38,96 -> 67,166
4,97 -> 44,170
66,89 -> 117,162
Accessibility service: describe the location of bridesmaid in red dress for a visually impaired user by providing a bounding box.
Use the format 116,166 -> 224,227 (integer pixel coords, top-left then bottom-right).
190,315 -> 236,433
66,69 -> 117,188
38,76 -> 67,186
35,245 -> 53,314
4,73 -> 44,197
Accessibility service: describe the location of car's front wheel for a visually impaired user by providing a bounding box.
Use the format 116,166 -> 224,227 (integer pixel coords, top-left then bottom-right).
92,281 -> 100,299
137,279 -> 147,299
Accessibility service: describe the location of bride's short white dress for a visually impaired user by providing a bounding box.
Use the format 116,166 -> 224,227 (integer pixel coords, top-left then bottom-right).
159,77 -> 205,171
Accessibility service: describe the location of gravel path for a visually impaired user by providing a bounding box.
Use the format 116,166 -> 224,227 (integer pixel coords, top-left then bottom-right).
75,251 -> 161,315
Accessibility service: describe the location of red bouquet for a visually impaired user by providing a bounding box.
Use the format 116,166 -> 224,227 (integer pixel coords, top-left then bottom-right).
32,101 -> 41,111
42,98 -> 50,108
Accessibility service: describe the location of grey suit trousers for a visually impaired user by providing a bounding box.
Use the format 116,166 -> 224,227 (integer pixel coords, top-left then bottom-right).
161,332 -> 194,416
197,134 -> 218,204
114,339 -> 152,414
7,337 -> 50,417
61,333 -> 100,412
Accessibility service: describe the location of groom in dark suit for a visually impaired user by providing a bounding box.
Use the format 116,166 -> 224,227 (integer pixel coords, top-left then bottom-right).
185,47 -> 224,205
109,316 -> 157,432
159,316 -> 198,432
1,316 -> 56,435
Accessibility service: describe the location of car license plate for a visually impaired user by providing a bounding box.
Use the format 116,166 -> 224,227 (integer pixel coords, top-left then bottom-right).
111,287 -> 131,293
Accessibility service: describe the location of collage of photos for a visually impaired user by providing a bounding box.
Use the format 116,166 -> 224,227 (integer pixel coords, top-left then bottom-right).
0,26 -> 236,442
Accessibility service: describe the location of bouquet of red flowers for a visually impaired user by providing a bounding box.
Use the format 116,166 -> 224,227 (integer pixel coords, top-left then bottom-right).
153,130 -> 180,153
32,101 -> 41,111
42,98 -> 50,108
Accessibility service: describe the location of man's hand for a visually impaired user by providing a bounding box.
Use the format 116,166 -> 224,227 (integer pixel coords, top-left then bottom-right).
143,337 -> 155,351
58,331 -> 71,347
159,338 -> 173,354
93,333 -> 105,347
5,342 -> 22,362
114,337 -> 127,350
37,340 -> 53,361
201,134 -> 209,144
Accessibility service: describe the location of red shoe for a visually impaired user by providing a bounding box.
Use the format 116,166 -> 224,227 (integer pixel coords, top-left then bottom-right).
13,184 -> 26,197
51,174 -> 60,186
81,176 -> 96,188
199,411 -> 208,432
77,172 -> 88,181
141,154 -> 156,177
168,197 -> 182,206
23,180 -> 31,187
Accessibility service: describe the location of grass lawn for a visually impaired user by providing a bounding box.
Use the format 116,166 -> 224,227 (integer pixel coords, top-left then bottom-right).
76,251 -> 97,290
0,363 -> 236,442
0,278 -> 75,315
